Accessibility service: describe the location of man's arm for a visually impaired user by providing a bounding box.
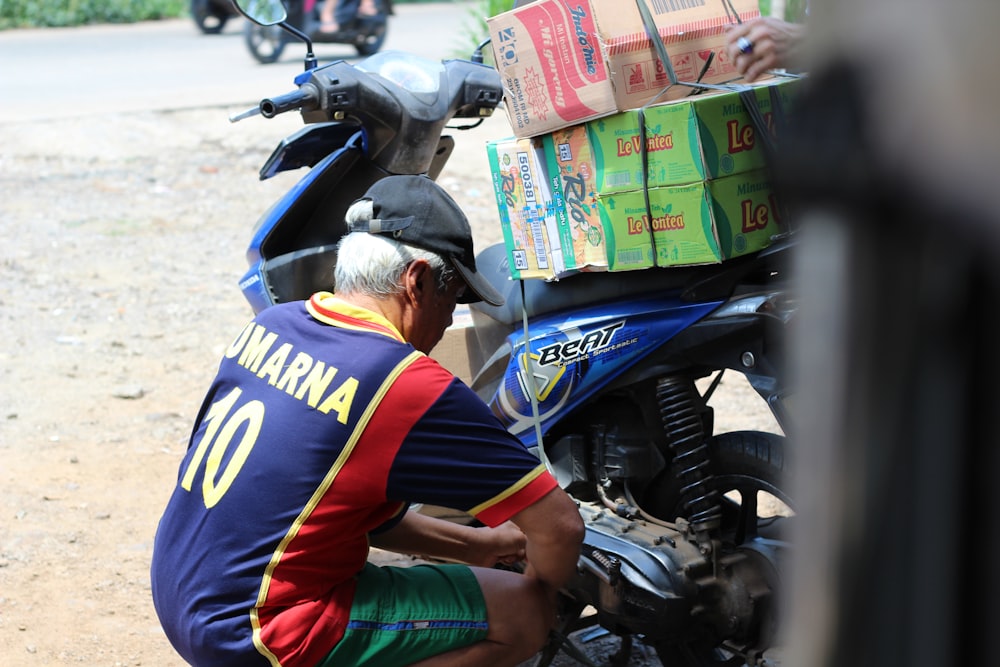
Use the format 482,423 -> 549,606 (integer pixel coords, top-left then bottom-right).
371,509 -> 528,567
509,487 -> 584,590
371,488 -> 584,590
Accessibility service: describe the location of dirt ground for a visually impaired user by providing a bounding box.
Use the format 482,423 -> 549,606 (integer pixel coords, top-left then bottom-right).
0,103 -> 778,666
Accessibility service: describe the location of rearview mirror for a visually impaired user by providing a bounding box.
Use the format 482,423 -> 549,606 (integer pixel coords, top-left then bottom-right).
233,0 -> 287,26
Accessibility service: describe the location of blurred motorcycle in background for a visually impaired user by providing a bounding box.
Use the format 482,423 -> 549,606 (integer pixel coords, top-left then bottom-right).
243,0 -> 393,64
190,0 -> 239,34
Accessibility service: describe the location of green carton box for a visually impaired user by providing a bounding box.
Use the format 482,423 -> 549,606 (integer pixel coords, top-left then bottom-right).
706,168 -> 784,261
486,137 -> 566,281
580,77 -> 801,194
595,193 -> 657,271
592,169 -> 780,270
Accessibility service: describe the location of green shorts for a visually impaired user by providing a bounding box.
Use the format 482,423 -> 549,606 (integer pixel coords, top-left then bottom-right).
317,562 -> 488,666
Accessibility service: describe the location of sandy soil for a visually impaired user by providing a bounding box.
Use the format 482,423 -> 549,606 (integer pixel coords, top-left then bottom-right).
0,103 -> 778,666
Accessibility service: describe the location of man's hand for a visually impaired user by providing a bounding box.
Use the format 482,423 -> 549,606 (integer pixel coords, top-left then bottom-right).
370,511 -> 529,567
466,521 -> 527,568
726,17 -> 807,82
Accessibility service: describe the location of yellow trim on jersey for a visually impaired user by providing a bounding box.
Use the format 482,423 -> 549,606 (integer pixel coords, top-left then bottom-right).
306,291 -> 405,341
249,349 -> 424,665
467,463 -> 549,517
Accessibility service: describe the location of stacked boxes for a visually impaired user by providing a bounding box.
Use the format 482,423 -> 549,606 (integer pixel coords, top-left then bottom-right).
584,78 -> 800,192
487,0 -> 761,138
485,137 -> 567,281
515,78 -> 797,273
483,1 -> 800,279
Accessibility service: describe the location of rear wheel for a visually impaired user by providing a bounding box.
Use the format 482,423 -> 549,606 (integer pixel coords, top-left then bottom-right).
191,0 -> 231,34
244,21 -> 287,64
642,430 -> 791,665
353,18 -> 388,56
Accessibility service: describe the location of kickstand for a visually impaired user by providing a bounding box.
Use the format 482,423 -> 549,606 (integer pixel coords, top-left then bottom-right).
609,634 -> 633,667
530,601 -> 601,667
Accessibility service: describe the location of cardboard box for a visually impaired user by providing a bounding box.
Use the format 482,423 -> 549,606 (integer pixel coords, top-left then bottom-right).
688,77 -> 800,180
430,306 -> 475,385
485,137 -> 566,280
705,168 -> 783,261
594,191 -> 657,271
651,169 -> 780,266
540,124 -> 610,273
488,0 -> 760,138
591,169 -> 779,270
545,77 -> 801,196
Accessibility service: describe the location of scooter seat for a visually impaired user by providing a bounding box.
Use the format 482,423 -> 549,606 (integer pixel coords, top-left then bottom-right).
470,243 -> 719,327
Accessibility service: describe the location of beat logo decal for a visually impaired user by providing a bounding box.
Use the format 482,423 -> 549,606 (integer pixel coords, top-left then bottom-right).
495,320 -> 638,432
535,321 -> 625,367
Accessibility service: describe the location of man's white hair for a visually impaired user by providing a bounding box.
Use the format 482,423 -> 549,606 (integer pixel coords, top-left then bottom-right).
334,198 -> 454,297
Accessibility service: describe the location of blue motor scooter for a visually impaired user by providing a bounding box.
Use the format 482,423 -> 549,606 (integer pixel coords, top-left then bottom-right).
229,2 -> 796,664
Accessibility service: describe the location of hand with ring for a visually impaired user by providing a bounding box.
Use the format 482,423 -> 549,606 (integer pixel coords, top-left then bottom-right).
725,17 -> 807,82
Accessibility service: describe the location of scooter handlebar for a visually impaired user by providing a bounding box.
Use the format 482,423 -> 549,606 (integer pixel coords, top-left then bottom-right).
259,84 -> 321,119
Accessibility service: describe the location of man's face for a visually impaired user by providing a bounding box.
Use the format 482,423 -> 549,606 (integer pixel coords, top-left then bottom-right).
409,267 -> 465,354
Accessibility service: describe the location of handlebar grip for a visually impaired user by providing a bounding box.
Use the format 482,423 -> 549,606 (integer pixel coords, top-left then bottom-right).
259,84 -> 320,119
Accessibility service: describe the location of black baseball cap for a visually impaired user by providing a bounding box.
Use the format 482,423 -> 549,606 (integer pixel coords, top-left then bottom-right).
348,175 -> 505,307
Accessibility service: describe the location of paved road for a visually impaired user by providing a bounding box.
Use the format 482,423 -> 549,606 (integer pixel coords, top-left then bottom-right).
0,2 -> 484,123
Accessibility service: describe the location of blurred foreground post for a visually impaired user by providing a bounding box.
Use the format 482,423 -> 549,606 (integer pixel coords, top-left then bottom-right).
780,1 -> 1000,665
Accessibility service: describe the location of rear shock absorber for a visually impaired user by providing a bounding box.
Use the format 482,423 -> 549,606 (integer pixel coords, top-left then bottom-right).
655,377 -> 721,535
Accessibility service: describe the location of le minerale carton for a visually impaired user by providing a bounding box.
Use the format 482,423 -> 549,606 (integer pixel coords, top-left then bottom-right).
595,169 -> 779,270
554,77 -> 801,196
486,137 -> 566,281
705,168 -> 781,262
594,193 -> 656,271
540,124 -> 610,274
486,0 -> 760,138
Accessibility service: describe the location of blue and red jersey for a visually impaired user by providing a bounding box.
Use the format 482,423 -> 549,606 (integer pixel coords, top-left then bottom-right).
151,293 -> 556,667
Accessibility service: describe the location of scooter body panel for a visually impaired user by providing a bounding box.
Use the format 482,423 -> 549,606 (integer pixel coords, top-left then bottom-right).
240,135 -> 367,313
491,294 -> 723,444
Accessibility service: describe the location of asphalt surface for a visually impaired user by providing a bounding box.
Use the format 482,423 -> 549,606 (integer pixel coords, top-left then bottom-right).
0,2 -> 485,123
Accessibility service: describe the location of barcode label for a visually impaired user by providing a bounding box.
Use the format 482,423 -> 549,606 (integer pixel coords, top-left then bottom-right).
605,172 -> 634,188
529,210 -> 549,269
617,248 -> 646,265
649,0 -> 706,14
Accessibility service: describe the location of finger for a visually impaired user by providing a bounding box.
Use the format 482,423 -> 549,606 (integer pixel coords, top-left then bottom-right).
733,51 -> 753,77
746,51 -> 779,82
725,24 -> 752,60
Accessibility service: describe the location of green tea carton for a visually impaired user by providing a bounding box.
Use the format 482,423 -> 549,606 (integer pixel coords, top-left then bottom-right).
540,124 -> 610,274
585,77 -> 801,193
486,137 -> 566,280
649,169 -> 780,267
588,99 -> 704,194
692,77 -> 801,179
707,168 -> 783,260
592,193 -> 657,272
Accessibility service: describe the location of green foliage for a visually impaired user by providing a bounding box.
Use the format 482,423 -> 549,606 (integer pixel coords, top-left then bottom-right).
784,0 -> 808,22
758,0 -> 808,22
0,0 -> 187,29
455,0 -> 514,62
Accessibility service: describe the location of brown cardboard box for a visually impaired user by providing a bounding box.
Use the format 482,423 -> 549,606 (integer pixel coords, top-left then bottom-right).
429,306 -> 475,385
488,0 -> 760,138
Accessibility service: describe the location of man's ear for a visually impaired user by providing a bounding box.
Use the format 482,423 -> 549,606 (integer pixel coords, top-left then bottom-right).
403,259 -> 432,306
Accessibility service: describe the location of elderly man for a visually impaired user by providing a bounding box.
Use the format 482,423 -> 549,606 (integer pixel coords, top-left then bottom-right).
151,175 -> 584,667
